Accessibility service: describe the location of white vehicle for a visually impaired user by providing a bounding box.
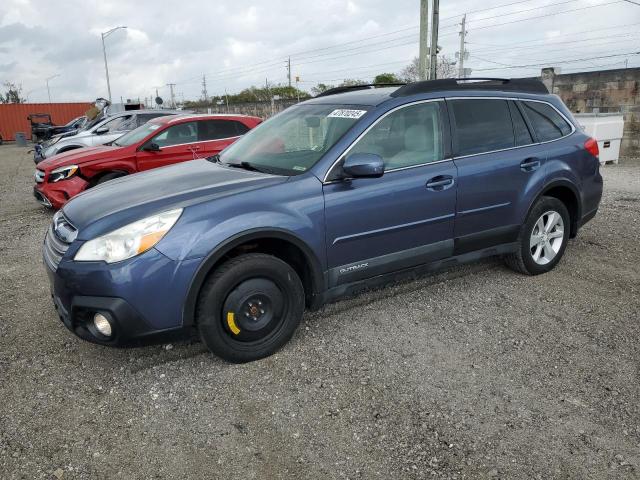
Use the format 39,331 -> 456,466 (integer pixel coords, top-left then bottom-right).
35,110 -> 183,163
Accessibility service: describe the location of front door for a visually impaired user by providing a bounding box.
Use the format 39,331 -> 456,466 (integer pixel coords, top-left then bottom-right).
136,121 -> 200,171
323,100 -> 457,287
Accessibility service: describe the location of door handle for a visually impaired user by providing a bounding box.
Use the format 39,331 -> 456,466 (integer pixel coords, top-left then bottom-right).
520,158 -> 540,171
426,175 -> 454,190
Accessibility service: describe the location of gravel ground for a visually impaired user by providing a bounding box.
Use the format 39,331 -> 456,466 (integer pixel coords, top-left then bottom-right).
0,145 -> 638,480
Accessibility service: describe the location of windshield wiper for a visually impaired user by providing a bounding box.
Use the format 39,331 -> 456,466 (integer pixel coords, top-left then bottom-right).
225,161 -> 274,174
206,154 -> 220,163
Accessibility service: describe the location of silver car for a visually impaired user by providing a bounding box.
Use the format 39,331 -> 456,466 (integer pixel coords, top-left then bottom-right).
35,110 -> 183,163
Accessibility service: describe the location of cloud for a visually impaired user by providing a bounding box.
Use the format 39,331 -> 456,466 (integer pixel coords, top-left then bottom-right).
0,0 -> 637,103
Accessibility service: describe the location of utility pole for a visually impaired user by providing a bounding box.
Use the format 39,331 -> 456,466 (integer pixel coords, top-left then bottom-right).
458,15 -> 467,78
287,57 -> 292,88
201,75 -> 208,102
419,0 -> 430,81
429,0 -> 440,80
166,83 -> 176,108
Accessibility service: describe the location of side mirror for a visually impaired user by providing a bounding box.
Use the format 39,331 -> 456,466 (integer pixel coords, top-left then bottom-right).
342,153 -> 384,179
142,142 -> 160,152
95,126 -> 109,135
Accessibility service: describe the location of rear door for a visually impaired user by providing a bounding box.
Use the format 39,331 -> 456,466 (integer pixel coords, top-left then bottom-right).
449,98 -> 543,254
136,121 -> 199,171
197,119 -> 249,156
323,100 -> 458,286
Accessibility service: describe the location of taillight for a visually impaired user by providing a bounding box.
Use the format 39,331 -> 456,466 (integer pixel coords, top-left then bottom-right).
584,137 -> 599,158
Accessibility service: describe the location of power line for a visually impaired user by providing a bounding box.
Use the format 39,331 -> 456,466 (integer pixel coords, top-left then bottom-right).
472,51 -> 640,71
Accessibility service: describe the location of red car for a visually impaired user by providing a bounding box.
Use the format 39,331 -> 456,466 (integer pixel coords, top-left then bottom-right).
34,113 -> 262,209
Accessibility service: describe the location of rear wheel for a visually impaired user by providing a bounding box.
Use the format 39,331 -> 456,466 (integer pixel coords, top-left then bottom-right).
196,253 -> 305,363
505,196 -> 570,275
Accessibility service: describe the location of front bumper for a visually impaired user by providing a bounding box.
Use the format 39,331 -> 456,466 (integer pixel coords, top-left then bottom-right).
34,176 -> 89,210
45,246 -> 201,347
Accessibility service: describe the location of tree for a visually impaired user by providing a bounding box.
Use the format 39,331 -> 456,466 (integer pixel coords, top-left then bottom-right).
400,55 -> 457,82
310,83 -> 334,96
0,82 -> 25,104
339,79 -> 367,87
373,73 -> 400,84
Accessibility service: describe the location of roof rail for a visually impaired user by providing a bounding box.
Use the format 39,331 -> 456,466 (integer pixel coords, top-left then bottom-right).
315,83 -> 406,98
390,78 -> 548,97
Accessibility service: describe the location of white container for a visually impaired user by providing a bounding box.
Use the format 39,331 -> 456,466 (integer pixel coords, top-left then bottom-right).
574,113 -> 624,164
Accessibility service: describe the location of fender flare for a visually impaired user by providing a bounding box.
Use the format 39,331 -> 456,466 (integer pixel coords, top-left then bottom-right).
182,228 -> 325,327
527,178 -> 582,234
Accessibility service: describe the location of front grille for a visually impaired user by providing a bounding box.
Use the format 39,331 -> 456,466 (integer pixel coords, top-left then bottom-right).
43,214 -> 76,271
34,169 -> 45,183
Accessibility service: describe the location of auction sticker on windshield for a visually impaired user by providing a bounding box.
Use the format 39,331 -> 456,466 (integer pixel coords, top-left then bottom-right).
327,109 -> 367,119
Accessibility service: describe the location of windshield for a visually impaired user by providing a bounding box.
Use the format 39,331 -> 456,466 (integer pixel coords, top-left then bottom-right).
219,104 -> 369,175
113,122 -> 162,147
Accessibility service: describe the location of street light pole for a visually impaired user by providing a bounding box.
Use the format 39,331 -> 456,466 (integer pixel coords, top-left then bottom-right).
101,26 -> 127,103
46,74 -> 60,103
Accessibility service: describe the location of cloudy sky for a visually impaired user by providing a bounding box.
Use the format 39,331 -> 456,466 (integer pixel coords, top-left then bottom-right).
1,0 -> 639,104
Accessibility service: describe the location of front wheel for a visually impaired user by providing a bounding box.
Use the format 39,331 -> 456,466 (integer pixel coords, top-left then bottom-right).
196,253 -> 305,363
505,196 -> 570,275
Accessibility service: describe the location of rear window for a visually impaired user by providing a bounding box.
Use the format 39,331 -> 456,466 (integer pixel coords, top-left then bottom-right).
450,99 -> 514,156
520,101 -> 572,142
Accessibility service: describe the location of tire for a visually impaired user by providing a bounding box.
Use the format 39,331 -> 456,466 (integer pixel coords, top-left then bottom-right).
196,253 -> 305,363
93,172 -> 126,186
505,196 -> 570,275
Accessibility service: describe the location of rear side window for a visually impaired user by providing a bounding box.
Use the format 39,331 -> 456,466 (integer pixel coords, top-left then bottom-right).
136,113 -> 168,127
450,99 -> 514,156
198,120 -> 247,141
521,101 -> 572,142
508,101 -> 534,146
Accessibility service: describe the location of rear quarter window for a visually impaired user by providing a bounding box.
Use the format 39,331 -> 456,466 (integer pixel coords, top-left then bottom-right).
520,101 -> 572,142
450,99 -> 515,156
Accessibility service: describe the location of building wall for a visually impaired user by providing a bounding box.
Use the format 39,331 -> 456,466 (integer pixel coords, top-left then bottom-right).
0,103 -> 92,141
541,67 -> 640,157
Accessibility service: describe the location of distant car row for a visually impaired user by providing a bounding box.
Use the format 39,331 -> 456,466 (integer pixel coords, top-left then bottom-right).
34,113 -> 262,209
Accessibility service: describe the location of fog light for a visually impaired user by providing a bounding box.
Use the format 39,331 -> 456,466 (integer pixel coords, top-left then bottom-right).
93,313 -> 113,337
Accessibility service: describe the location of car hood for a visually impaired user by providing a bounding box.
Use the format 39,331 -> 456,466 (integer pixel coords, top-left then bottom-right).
38,146 -> 118,171
62,160 -> 288,238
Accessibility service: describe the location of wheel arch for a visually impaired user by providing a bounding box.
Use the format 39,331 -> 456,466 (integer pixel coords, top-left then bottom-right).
530,179 -> 582,237
182,228 -> 325,327
56,144 -> 83,153
86,169 -> 129,187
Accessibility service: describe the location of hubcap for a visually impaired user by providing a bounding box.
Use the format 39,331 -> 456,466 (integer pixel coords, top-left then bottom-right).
529,210 -> 564,265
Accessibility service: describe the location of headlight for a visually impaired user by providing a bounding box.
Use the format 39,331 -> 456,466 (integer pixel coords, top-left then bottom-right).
74,208 -> 183,263
49,165 -> 79,182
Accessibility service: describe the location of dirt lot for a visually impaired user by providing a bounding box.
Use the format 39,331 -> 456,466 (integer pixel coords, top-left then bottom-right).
0,144 -> 638,479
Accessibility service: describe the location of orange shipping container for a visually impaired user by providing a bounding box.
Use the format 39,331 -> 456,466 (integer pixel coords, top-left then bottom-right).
0,103 -> 93,141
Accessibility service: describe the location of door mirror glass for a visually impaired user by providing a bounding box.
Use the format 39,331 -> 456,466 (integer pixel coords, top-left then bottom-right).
142,142 -> 160,152
342,153 -> 384,178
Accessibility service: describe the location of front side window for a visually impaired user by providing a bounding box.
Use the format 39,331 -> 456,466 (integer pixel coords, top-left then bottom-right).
348,101 -> 444,170
151,122 -> 198,147
219,104 -> 368,175
521,101 -> 572,142
451,99 -> 514,156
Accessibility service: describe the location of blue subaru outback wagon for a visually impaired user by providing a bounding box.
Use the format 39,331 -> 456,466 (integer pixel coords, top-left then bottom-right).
43,78 -> 603,362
